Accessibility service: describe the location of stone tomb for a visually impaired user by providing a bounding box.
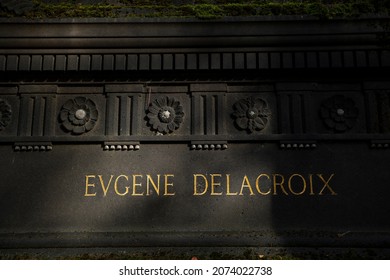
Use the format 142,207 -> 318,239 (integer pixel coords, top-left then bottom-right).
0,17 -> 390,250
0,82 -> 389,249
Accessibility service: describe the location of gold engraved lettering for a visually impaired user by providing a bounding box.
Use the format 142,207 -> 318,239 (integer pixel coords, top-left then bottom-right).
83,172 -> 337,197
308,174 -> 315,195
98,175 -> 114,197
146,174 -> 160,196
239,175 -> 255,195
255,174 -> 271,195
318,174 -> 337,195
132,174 -> 144,196
272,174 -> 289,195
226,174 -> 238,196
164,174 -> 175,196
288,174 -> 307,195
193,174 -> 208,195
114,175 -> 129,196
84,175 -> 97,196
210,174 -> 223,196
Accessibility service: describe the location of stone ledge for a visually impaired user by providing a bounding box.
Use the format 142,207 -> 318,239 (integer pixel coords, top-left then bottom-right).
1,231 -> 390,248
1,246 -> 389,260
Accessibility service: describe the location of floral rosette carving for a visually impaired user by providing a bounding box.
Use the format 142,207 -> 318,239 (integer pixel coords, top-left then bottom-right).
147,96 -> 184,134
320,95 -> 359,132
232,97 -> 271,133
0,99 -> 12,131
59,97 -> 98,135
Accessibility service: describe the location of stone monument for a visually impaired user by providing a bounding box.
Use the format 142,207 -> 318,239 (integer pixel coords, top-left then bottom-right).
0,11 -> 390,257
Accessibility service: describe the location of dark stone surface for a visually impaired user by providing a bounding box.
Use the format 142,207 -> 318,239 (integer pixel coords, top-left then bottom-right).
0,141 -> 389,248
0,17 -> 390,252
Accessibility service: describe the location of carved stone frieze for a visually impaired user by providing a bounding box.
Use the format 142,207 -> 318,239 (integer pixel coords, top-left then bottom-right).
146,96 -> 184,134
0,99 -> 12,132
0,82 -> 388,151
320,95 -> 359,132
232,97 -> 271,133
59,97 -> 99,135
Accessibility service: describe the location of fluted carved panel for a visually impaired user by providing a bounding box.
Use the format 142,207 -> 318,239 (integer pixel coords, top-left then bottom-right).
106,94 -> 142,136
0,82 -> 389,150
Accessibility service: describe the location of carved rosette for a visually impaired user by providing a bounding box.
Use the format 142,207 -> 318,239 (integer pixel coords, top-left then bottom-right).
147,96 -> 184,134
232,97 -> 271,133
0,99 -> 12,131
59,97 -> 98,135
320,95 -> 359,132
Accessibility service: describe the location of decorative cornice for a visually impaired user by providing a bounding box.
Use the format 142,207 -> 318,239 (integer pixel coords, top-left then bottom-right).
0,18 -> 389,150
0,49 -> 389,72
0,17 -> 388,72
0,17 -> 387,49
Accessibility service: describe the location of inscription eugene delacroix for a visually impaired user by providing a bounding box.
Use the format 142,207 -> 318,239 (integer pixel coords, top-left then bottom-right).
84,173 -> 336,197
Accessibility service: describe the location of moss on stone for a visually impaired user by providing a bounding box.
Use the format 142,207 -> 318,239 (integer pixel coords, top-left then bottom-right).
0,0 -> 389,19
29,2 -> 121,18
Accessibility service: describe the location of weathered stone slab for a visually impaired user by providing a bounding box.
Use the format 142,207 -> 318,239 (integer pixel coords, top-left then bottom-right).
0,17 -> 389,252
0,141 -> 389,247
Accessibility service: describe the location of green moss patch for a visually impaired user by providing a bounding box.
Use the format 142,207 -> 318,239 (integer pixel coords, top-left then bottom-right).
1,0 -> 389,19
